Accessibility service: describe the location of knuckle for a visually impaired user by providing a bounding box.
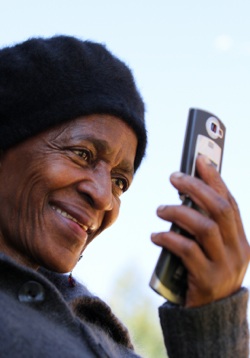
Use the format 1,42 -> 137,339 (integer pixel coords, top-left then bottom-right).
240,250 -> 250,271
215,196 -> 232,218
182,239 -> 197,258
233,241 -> 250,270
199,217 -> 218,237
225,252 -> 248,286
227,191 -> 239,210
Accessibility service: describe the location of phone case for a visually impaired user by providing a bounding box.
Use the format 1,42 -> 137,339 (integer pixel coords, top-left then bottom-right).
149,108 -> 226,304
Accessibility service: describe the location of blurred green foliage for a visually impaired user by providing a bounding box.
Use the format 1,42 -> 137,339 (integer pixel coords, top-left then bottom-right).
107,265 -> 168,358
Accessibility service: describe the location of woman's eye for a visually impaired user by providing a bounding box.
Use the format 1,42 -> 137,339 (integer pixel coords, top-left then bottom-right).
73,149 -> 91,162
112,177 -> 128,194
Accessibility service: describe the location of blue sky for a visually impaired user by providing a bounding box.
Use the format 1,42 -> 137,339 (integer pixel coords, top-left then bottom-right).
1,1 -> 250,307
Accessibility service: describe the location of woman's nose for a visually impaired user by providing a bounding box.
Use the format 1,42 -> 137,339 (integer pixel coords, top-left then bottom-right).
77,164 -> 114,211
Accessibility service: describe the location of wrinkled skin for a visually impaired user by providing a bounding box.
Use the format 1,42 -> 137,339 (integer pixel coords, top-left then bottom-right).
151,155 -> 250,307
0,114 -> 137,273
0,113 -> 249,309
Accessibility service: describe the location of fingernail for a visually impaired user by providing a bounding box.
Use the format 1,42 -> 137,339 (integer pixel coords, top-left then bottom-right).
199,154 -> 211,165
151,233 -> 159,243
171,171 -> 184,179
157,205 -> 165,213
151,233 -> 156,239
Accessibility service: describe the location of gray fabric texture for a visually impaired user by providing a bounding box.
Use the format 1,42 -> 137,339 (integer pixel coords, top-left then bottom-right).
159,289 -> 249,358
0,252 -> 248,357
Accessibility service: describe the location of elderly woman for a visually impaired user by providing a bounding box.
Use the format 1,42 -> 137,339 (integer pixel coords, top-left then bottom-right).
0,36 -> 249,358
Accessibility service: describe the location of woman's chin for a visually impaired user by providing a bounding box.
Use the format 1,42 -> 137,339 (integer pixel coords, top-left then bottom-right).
39,253 -> 80,273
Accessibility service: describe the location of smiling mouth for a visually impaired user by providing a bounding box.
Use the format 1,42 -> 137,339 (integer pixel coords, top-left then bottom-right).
51,205 -> 90,232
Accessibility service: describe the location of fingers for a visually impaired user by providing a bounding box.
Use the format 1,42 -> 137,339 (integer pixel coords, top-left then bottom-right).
151,229 -> 209,276
196,155 -> 246,239
169,157 -> 244,248
154,204 -> 225,262
151,156 -> 250,306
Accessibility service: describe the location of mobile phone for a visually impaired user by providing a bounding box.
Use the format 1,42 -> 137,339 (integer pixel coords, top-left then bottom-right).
149,108 -> 226,304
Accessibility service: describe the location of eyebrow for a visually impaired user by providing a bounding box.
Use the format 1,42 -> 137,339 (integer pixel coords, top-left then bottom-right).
74,136 -> 135,175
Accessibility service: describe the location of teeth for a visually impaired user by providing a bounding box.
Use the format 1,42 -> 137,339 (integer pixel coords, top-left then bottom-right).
51,205 -> 88,231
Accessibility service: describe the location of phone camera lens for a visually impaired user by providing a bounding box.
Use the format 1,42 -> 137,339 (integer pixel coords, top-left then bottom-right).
211,122 -> 217,133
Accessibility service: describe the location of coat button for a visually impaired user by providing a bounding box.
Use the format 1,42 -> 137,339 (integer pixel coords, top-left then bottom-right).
18,281 -> 45,303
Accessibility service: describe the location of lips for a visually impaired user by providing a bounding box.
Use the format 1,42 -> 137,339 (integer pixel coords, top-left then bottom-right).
51,204 -> 91,233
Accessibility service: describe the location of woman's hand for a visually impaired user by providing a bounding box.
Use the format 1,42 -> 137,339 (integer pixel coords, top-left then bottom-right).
151,155 -> 250,308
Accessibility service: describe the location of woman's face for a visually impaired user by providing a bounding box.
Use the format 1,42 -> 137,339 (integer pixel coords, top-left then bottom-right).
0,114 -> 137,272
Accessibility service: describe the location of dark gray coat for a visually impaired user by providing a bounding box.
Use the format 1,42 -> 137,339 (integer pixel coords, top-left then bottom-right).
0,253 -> 248,357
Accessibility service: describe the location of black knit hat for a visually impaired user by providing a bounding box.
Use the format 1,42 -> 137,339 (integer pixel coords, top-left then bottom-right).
0,35 -> 147,171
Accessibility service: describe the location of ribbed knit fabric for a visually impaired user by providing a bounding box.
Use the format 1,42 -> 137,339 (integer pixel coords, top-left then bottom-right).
0,35 -> 147,172
159,288 -> 249,358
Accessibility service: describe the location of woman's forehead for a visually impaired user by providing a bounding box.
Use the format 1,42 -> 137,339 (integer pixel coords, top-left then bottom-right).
47,114 -> 138,142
